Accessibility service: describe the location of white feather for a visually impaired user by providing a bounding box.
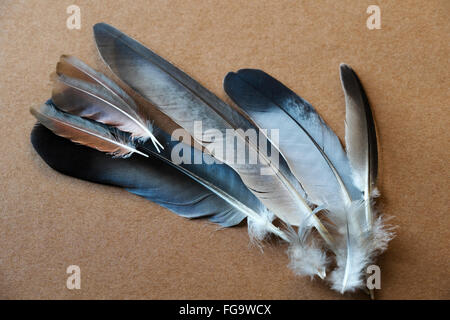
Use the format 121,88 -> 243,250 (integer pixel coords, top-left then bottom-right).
287,224 -> 329,279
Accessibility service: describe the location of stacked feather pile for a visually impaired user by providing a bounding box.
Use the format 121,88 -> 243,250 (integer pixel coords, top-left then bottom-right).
30,23 -> 394,296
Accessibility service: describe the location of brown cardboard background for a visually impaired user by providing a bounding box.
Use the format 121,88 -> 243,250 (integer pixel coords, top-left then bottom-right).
0,0 -> 448,299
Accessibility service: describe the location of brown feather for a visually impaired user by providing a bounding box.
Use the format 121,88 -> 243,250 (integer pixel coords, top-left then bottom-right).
30,102 -> 147,158
54,56 -> 163,151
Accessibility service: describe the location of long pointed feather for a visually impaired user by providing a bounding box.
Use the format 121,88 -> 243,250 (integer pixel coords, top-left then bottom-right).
340,64 -> 378,228
93,23 -> 330,242
53,54 -> 290,241
338,64 -> 379,292
328,65 -> 393,293
224,69 -> 359,208
30,101 -> 147,158
31,121 -> 287,237
55,55 -> 289,240
30,124 -> 244,227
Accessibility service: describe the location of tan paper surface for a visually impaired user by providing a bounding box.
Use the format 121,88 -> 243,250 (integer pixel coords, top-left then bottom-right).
0,0 -> 448,299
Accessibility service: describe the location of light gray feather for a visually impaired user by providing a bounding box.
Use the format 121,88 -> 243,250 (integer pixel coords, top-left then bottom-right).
224,69 -> 360,208
93,23 -> 332,245
340,64 -> 378,227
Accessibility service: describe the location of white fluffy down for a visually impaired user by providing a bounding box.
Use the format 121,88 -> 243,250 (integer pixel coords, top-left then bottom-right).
247,208 -> 276,242
329,206 -> 395,293
287,227 -> 329,279
288,241 -> 329,279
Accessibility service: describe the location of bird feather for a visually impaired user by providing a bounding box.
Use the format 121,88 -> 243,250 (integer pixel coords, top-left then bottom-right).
30,124 -> 245,227
224,69 -> 360,208
327,64 -> 393,293
30,101 -> 147,158
92,23 -> 329,240
53,55 -> 163,151
51,56 -> 290,240
53,56 -> 289,240
340,64 -> 378,228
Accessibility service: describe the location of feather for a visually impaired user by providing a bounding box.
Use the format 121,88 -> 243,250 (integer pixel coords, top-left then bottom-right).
54,55 -> 289,239
224,67 -> 393,291
326,64 -> 393,293
51,55 -> 289,240
31,122 -> 289,237
53,56 -> 163,151
225,69 -> 368,281
28,20 -> 394,292
340,64 -> 378,228
30,124 -> 244,226
30,101 -> 147,158
328,202 -> 394,292
92,23 -> 333,247
224,69 -> 360,208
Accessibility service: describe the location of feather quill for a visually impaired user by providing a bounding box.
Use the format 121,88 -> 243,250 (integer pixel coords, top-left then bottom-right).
30,101 -> 147,158
328,202 -> 393,293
